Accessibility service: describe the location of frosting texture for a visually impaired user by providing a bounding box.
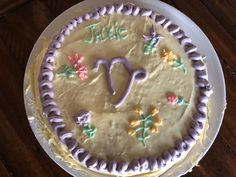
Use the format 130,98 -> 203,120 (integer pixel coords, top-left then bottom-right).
94,57 -> 148,108
38,3 -> 212,176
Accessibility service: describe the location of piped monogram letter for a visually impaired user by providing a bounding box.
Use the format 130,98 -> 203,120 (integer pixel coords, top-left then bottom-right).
93,57 -> 148,108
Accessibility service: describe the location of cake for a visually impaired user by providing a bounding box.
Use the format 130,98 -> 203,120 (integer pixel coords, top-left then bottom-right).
37,2 -> 213,176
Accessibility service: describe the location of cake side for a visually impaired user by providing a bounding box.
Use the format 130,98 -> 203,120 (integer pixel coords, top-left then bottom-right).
37,3 -> 212,176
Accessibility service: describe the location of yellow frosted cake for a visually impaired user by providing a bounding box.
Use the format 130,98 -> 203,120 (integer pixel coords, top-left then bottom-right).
36,2 -> 213,176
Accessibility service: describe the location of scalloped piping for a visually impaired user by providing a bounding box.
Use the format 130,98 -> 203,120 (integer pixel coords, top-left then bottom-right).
38,3 -> 213,176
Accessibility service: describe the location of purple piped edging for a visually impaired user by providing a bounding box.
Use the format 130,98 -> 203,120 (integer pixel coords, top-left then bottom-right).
38,3 -> 213,176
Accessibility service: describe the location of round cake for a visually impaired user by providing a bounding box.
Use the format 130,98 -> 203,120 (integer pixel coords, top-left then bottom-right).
36,2 -> 213,176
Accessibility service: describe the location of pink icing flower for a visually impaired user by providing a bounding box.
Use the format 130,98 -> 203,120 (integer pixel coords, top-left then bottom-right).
76,65 -> 88,80
167,94 -> 178,105
68,53 -> 84,66
67,53 -> 88,81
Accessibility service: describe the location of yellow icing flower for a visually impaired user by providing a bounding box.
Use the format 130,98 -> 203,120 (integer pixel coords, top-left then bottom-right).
151,108 -> 159,116
150,126 -> 159,133
154,118 -> 163,127
128,129 -> 136,136
161,49 -> 177,64
128,106 -> 164,146
133,106 -> 143,115
129,119 -> 141,127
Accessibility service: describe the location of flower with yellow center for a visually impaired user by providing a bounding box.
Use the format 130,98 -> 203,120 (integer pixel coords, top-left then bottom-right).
127,106 -> 164,145
161,49 -> 177,64
154,118 -> 163,127
133,106 -> 143,115
151,108 -> 159,116
150,126 -> 159,133
128,129 -> 136,136
129,119 -> 141,127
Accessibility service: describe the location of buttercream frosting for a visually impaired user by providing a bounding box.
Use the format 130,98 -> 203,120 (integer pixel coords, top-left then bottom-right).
36,3 -> 213,176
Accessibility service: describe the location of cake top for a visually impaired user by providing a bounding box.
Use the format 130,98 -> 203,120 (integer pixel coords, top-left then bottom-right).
52,13 -> 195,161
38,3 -> 212,176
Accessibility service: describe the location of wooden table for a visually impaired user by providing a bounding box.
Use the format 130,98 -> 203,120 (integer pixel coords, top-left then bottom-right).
0,0 -> 235,176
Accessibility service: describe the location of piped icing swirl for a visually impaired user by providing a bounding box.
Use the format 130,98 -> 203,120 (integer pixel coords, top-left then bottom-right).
38,3 -> 212,176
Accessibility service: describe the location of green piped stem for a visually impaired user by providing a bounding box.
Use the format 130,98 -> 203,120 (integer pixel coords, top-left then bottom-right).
144,38 -> 157,56
82,123 -> 96,140
57,65 -> 76,78
135,114 -> 154,146
177,97 -> 189,106
172,58 -> 186,73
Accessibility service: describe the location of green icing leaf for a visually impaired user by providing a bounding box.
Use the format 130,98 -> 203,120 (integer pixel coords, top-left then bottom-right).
172,58 -> 187,73
129,109 -> 160,146
144,39 -> 157,56
144,135 -> 151,140
82,123 -> 96,140
57,65 -> 76,78
135,127 -> 144,132
137,137 -> 144,141
144,115 -> 152,121
177,97 -> 189,106
144,119 -> 153,127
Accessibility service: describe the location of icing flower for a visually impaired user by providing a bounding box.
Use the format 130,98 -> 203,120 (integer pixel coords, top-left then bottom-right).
134,107 -> 143,115
75,65 -> 88,80
68,54 -> 88,80
128,129 -> 136,136
75,111 -> 91,126
151,108 -> 159,116
68,53 -> 84,65
129,119 -> 141,127
167,94 -> 188,106
154,118 -> 163,127
128,106 -> 162,146
57,54 -> 89,80
82,124 -> 96,140
143,26 -> 163,56
172,58 -> 186,73
161,49 -> 186,73
150,126 -> 159,133
57,65 -> 76,78
161,49 -> 177,64
74,111 -> 96,141
167,94 -> 179,105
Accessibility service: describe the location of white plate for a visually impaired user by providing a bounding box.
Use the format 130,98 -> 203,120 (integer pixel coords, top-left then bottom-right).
24,0 -> 226,176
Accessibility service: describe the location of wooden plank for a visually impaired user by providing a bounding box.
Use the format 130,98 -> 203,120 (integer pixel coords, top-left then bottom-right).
0,0 -> 54,69
161,0 -> 177,6
202,135 -> 236,177
185,135 -> 236,177
218,56 -> 236,149
0,0 -> 51,140
0,0 -> 30,16
0,109 -> 69,177
171,0 -> 236,70
200,0 -> 236,40
0,38 -> 68,177
170,0 -> 236,153
40,0 -> 80,17
226,0 -> 236,9
0,159 -> 12,177
0,0 -> 234,177
0,1 -> 70,177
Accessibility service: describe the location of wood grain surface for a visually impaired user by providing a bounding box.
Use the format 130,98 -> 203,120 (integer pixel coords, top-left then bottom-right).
0,0 -> 235,177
